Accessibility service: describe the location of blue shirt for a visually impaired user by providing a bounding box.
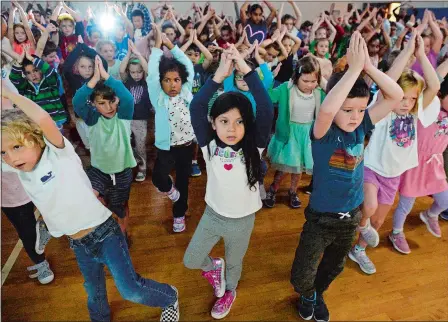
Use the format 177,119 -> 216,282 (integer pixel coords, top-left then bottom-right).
244,21 -> 267,44
114,35 -> 132,61
309,112 -> 374,213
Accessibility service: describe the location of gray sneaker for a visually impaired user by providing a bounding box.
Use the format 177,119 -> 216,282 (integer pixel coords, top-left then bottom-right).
35,219 -> 51,255
359,223 -> 380,248
348,248 -> 376,275
27,260 -> 54,284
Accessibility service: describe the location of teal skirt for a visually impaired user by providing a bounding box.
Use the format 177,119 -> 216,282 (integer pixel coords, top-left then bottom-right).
267,122 -> 313,174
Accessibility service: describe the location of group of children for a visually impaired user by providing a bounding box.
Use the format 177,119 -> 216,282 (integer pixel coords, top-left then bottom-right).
1,1 -> 448,321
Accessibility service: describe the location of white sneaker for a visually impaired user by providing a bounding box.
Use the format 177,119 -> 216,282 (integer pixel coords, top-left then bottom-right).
359,222 -> 380,248
173,217 -> 186,233
27,260 -> 54,284
348,247 -> 376,274
135,171 -> 146,182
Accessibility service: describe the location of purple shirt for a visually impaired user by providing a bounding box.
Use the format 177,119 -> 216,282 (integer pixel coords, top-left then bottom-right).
411,49 -> 437,77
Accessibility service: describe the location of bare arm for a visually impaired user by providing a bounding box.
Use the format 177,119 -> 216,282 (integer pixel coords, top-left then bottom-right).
119,50 -> 131,81
436,58 -> 448,80
240,1 -> 249,25
61,2 -> 82,22
428,12 -> 443,54
1,86 -> 64,148
288,0 -> 302,29
309,17 -> 323,43
324,15 -> 337,43
51,3 -> 63,21
264,1 -> 277,28
194,31 -> 213,69
8,7 -> 16,47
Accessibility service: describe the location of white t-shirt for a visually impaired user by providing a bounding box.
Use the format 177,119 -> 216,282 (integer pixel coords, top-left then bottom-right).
202,140 -> 263,218
2,137 -> 111,237
365,93 -> 441,177
168,96 -> 195,146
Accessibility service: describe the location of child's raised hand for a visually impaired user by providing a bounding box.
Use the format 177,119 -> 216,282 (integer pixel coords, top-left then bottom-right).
78,35 -> 84,44
362,39 -> 374,73
151,23 -> 162,48
415,34 -> 426,60
23,44 -> 33,62
212,49 -> 234,83
346,31 -> 365,73
229,45 -> 251,75
161,33 -> 174,49
272,62 -> 282,78
254,42 -> 263,64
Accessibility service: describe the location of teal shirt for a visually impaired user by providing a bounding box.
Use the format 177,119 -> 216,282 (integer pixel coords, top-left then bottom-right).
73,77 -> 137,174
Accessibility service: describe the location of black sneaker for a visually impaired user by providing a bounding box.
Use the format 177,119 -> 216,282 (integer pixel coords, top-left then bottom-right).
289,191 -> 302,208
263,187 -> 276,208
298,294 -> 315,320
303,184 -> 312,195
314,293 -> 329,322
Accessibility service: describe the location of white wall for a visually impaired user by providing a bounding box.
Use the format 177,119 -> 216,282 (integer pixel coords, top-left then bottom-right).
2,1 -> 362,23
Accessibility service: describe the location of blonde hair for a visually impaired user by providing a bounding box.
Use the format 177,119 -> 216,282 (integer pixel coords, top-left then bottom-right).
96,40 -> 116,54
397,69 -> 425,114
1,109 -> 46,150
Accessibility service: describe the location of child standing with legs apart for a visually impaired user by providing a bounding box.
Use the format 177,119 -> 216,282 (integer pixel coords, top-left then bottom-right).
73,56 -> 136,241
1,88 -> 179,321
184,45 -> 273,319
349,31 -> 441,275
390,78 -> 448,254
148,23 -> 195,233
264,56 -> 325,209
290,32 -> 403,322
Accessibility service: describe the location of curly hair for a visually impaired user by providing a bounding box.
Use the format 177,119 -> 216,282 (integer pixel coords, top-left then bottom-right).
1,109 -> 46,150
158,56 -> 189,86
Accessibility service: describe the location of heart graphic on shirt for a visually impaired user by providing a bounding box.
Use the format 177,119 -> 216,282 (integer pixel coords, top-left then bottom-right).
223,164 -> 233,171
244,24 -> 266,43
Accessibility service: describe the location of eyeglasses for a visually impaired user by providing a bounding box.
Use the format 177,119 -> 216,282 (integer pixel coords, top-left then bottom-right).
235,75 -> 244,81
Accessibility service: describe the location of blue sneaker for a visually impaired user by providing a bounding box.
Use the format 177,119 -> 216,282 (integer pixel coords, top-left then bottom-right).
191,163 -> 201,177
440,210 -> 448,221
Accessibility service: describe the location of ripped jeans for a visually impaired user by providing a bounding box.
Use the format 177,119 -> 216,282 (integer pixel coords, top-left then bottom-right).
69,217 -> 176,321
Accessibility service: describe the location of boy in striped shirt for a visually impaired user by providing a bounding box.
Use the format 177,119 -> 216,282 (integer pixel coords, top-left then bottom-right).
9,47 -> 67,129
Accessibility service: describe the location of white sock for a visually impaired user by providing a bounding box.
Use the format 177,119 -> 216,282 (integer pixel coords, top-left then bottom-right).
392,228 -> 403,234
192,160 -> 198,165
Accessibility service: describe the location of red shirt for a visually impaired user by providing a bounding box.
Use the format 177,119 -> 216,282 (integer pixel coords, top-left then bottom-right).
217,37 -> 236,48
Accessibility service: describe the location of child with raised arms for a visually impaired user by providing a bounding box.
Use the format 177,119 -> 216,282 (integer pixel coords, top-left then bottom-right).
183,45 -> 274,319
290,32 -> 403,322
1,87 -> 180,322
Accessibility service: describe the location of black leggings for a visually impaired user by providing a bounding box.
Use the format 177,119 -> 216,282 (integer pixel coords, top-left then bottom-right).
2,202 -> 45,264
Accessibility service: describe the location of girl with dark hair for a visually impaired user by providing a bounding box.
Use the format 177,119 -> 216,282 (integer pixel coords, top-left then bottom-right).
183,45 -> 273,319
240,1 -> 277,44
264,56 -> 326,209
147,23 -> 195,233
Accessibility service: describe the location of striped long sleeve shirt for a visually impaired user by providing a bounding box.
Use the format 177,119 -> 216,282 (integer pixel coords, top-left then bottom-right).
9,58 -> 67,123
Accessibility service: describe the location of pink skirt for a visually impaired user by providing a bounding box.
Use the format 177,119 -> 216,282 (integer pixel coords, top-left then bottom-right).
399,152 -> 448,197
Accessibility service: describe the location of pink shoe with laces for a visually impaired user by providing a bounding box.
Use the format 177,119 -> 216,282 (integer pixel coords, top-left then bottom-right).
389,231 -> 411,254
211,290 -> 236,320
202,258 -> 226,298
420,211 -> 441,237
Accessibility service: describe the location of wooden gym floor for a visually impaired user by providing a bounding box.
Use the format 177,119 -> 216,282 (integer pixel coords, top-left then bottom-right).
2,156 -> 448,321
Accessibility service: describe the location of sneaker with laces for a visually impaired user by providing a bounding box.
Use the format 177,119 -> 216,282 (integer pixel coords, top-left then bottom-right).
135,171 -> 146,182
202,258 -> 226,298
314,293 -> 329,322
27,260 -> 54,284
191,163 -> 202,177
298,293 -> 315,320
160,286 -> 179,322
389,231 -> 411,254
420,211 -> 441,237
359,222 -> 380,248
263,187 -> 276,208
440,210 -> 448,221
289,191 -> 302,209
167,186 -> 180,202
348,247 -> 376,274
211,290 -> 236,320
173,217 -> 186,233
35,220 -> 51,255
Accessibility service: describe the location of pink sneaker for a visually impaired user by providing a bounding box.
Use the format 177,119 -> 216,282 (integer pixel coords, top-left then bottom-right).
211,290 -> 236,320
420,211 -> 441,238
202,258 -> 226,298
389,232 -> 411,254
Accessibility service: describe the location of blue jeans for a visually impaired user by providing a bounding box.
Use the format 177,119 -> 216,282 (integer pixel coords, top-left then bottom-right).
69,217 -> 177,321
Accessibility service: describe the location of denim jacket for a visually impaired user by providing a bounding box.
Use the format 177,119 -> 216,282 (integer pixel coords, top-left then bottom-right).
147,46 -> 194,150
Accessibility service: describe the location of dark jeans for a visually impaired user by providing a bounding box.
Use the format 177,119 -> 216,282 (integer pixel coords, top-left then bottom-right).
290,206 -> 361,297
152,144 -> 193,218
2,202 -> 45,265
69,217 -> 177,322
